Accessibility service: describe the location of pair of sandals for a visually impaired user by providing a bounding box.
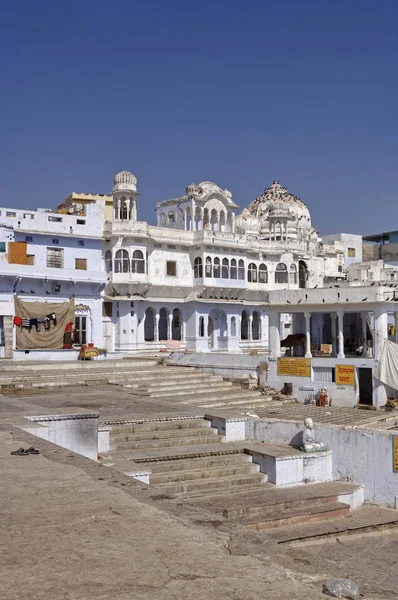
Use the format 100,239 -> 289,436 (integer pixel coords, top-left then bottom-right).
11,447 -> 40,455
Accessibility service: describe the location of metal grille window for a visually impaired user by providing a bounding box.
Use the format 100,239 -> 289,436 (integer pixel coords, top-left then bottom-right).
74,316 -> 87,345
46,248 -> 63,268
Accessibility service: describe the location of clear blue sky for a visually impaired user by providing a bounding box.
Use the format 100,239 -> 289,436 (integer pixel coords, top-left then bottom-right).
1,0 -> 396,235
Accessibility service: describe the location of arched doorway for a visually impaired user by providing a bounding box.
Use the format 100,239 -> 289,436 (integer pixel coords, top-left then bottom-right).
241,311 -> 249,340
172,308 -> 181,340
144,307 -> 155,341
299,261 -> 308,288
252,311 -> 260,340
158,308 -> 168,340
208,316 -> 214,348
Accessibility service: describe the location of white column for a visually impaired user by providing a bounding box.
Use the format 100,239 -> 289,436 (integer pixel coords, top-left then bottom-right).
154,313 -> 160,343
191,199 -> 195,231
361,312 -> 368,357
117,197 -> 121,220
394,312 -> 398,345
181,314 -> 185,342
248,315 -> 253,341
168,313 -> 173,340
304,311 -> 312,358
232,213 -> 235,233
374,305 -> 388,360
269,311 -> 281,358
331,313 -> 337,356
337,310 -> 345,359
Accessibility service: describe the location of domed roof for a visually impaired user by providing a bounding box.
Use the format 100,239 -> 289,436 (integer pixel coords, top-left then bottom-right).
247,180 -> 311,227
113,170 -> 137,192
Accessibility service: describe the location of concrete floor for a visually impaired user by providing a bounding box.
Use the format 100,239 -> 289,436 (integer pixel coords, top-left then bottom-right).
1,383 -> 398,598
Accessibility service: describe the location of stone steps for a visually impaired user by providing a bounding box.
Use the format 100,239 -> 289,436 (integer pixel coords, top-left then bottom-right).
109,419 -> 211,435
180,482 -> 272,500
242,501 -> 350,531
267,505 -> 398,544
109,373 -> 220,388
110,426 -> 218,443
222,486 -> 347,520
173,390 -> 263,404
155,472 -> 266,495
148,453 -> 252,473
196,396 -> 273,409
113,434 -> 223,451
144,383 -> 235,399
150,462 -> 260,484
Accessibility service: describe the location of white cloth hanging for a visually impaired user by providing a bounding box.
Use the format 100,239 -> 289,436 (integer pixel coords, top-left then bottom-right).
375,339 -> 398,391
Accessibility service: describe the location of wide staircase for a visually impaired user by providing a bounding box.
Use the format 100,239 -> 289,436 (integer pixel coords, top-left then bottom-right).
103,417 -> 398,542
0,358 -> 285,412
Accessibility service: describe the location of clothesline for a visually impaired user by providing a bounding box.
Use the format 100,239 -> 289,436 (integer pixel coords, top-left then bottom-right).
13,313 -> 57,332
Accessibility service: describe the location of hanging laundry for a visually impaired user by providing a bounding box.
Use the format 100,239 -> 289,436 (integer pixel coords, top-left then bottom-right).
64,321 -> 73,333
13,316 -> 22,327
30,318 -> 39,332
22,318 -> 31,330
46,313 -> 57,327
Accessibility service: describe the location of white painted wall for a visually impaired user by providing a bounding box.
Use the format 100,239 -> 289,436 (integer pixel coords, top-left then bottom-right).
246,418 -> 398,507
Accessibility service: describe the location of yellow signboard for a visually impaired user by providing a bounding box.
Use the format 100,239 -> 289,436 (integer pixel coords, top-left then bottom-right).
277,357 -> 311,377
393,436 -> 398,473
336,364 -> 355,386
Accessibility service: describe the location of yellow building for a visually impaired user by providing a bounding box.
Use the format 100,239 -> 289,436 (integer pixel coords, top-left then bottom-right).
57,192 -> 113,221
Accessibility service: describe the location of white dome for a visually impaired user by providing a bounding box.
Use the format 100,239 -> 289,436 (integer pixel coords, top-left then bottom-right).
243,181 -> 312,237
113,170 -> 137,192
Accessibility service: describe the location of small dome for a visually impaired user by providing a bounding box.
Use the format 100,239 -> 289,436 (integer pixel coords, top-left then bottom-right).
113,170 -> 137,192
235,208 -> 261,235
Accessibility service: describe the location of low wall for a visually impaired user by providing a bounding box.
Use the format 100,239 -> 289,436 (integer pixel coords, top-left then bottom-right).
168,352 -> 267,380
22,413 -> 99,460
246,418 -> 398,507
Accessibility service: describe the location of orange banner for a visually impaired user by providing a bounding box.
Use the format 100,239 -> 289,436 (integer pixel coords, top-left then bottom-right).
336,364 -> 355,386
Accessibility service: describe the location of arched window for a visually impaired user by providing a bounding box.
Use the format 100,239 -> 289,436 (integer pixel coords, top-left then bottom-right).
248,263 -> 258,283
199,316 -> 205,337
132,250 -> 145,274
275,262 -> 288,284
115,249 -> 130,273
259,263 -> 268,283
167,211 -> 175,224
205,256 -> 212,277
194,256 -> 203,278
203,208 -> 209,229
222,258 -> 229,279
238,259 -> 245,280
105,250 -> 112,273
213,257 -> 221,278
290,263 -> 297,284
121,197 -> 128,220
230,258 -> 237,279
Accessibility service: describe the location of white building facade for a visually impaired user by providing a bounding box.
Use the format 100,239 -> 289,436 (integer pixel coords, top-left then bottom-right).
103,174 -> 345,355
0,201 -> 106,359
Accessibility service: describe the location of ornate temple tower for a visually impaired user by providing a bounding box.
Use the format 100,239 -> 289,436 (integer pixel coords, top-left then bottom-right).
112,170 -> 139,221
